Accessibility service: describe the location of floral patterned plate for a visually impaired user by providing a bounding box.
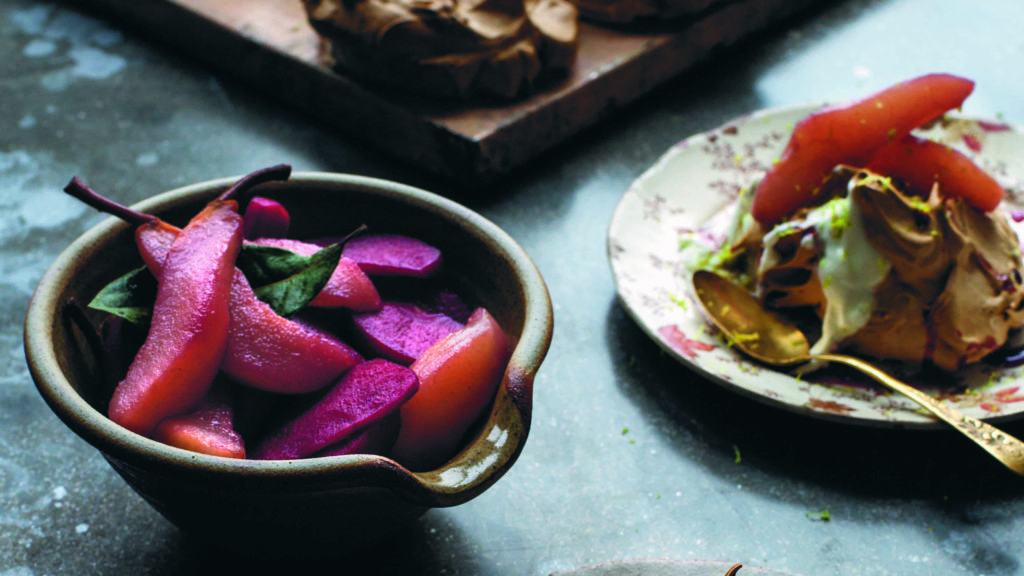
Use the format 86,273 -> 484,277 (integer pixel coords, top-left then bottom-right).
607,104 -> 1024,428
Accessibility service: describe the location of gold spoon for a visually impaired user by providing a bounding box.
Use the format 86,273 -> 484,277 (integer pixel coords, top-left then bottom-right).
692,269 -> 1024,476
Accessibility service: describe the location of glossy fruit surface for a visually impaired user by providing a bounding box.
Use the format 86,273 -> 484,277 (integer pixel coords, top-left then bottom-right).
252,359 -> 418,460
343,233 -> 443,277
352,300 -> 464,365
153,386 -> 246,459
751,73 -> 975,223
243,196 -> 291,239
391,308 -> 511,471
867,134 -> 1004,211
136,224 -> 365,395
108,200 -> 242,436
220,271 -> 365,393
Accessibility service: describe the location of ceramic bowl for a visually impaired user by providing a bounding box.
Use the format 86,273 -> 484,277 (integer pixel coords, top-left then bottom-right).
24,172 -> 553,553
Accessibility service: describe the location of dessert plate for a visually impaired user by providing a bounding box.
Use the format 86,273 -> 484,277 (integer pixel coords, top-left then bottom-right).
608,104 -> 1024,428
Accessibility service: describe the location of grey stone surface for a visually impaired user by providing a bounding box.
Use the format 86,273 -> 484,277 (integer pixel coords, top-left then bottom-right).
3,0 -> 1024,575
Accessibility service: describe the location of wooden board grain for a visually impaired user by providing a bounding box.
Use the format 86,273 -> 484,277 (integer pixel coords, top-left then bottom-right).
73,0 -> 829,181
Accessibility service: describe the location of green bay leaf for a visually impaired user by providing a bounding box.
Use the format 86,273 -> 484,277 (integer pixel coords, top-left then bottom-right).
87,266 -> 158,324
236,242 -> 343,317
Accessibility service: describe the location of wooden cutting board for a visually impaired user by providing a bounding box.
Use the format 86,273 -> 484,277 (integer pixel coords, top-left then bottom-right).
76,0 -> 829,182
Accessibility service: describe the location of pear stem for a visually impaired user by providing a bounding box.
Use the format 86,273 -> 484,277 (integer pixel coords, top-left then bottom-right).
218,164 -> 292,202
63,177 -> 155,226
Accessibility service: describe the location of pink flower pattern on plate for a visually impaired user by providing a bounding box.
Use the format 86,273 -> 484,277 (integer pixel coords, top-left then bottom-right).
657,325 -> 714,359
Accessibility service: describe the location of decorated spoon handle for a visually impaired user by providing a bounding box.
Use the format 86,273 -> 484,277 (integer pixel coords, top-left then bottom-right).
818,353 -> 1024,476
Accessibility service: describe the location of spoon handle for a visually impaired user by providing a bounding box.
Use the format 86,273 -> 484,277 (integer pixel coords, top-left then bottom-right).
818,353 -> 1024,475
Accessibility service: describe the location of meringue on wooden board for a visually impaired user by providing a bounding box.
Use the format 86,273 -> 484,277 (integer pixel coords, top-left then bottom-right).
301,0 -> 579,99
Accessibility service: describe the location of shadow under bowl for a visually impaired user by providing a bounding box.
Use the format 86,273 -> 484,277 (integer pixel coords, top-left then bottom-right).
24,172 -> 554,554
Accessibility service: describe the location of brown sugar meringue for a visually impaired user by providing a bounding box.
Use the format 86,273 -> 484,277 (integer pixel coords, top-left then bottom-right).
730,168 -> 1024,371
302,0 -> 579,99
570,0 -> 719,24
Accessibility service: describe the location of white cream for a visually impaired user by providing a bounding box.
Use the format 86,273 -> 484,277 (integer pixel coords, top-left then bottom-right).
758,192 -> 892,354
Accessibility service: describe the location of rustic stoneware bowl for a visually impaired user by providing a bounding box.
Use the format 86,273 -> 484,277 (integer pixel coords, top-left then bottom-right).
24,172 -> 553,553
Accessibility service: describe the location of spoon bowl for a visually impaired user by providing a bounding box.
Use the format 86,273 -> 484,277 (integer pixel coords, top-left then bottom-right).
692,269 -> 1024,476
690,268 -> 810,364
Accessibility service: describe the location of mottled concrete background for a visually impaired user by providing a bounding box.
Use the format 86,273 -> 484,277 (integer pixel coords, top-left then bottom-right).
3,1 -> 1024,575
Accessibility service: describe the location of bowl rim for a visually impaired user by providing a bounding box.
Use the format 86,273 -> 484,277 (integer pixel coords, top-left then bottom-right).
24,171 -> 554,507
